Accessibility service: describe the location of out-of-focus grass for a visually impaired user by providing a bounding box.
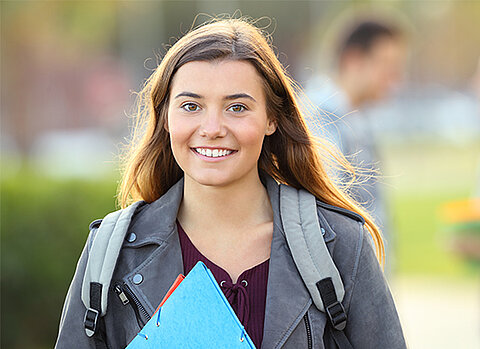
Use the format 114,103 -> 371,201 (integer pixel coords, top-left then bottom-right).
394,192 -> 471,275
382,141 -> 480,277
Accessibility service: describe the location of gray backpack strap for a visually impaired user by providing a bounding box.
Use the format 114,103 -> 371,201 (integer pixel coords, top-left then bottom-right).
279,184 -> 347,331
81,201 -> 143,337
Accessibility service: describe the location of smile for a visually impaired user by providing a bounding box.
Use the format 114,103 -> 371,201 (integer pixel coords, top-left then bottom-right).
193,147 -> 235,158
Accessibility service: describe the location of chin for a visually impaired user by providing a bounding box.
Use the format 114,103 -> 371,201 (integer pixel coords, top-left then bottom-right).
187,171 -> 237,188
186,166 -> 258,189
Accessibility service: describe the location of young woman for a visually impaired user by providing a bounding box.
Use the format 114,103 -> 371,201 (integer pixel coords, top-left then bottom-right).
55,18 -> 406,349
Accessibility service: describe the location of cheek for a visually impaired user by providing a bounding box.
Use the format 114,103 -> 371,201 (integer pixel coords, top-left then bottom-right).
236,121 -> 267,148
364,65 -> 384,90
168,126 -> 193,172
168,116 -> 194,153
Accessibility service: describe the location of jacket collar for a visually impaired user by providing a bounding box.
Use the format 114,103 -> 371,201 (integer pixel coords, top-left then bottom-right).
127,174 -> 336,246
123,174 -> 336,349
127,178 -> 185,246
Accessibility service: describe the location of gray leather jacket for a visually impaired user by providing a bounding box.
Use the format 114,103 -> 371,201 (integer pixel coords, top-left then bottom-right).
55,175 -> 406,348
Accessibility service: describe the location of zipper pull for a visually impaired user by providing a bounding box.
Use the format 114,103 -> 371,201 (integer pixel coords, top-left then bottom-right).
115,285 -> 130,305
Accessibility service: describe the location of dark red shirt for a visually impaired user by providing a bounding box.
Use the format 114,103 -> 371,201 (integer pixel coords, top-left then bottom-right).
177,221 -> 269,348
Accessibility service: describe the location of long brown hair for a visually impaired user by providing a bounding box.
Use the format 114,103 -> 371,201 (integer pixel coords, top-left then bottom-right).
118,17 -> 384,264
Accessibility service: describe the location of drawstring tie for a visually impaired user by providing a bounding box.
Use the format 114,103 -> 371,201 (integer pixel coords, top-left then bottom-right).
220,279 -> 250,326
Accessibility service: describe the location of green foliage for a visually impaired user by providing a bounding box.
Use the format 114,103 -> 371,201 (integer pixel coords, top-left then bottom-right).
382,141 -> 480,278
393,192 -> 474,276
1,170 -> 118,349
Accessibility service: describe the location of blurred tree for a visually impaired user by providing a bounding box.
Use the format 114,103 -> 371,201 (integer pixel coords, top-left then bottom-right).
1,172 -> 117,348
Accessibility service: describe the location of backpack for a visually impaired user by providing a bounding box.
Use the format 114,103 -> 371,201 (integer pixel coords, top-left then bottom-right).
81,184 -> 356,349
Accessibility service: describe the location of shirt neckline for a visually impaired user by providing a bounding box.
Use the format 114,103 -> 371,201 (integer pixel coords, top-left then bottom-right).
176,220 -> 269,284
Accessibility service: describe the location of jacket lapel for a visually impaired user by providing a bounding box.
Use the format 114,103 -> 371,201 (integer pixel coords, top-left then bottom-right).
120,178 -> 186,315
261,177 -> 313,349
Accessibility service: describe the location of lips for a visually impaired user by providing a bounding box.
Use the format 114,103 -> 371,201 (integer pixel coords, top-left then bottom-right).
193,147 -> 236,158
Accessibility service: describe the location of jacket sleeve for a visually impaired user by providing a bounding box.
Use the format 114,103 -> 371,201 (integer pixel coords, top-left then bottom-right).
345,227 -> 407,348
55,231 -> 98,349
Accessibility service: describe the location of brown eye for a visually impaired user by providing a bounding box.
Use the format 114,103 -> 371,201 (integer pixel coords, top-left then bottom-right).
182,103 -> 200,112
228,104 -> 246,113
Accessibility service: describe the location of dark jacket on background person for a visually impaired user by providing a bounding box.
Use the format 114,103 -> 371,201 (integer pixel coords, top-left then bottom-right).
55,175 -> 406,349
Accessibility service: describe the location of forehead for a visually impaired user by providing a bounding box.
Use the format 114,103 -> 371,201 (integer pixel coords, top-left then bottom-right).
369,37 -> 405,58
170,60 -> 265,98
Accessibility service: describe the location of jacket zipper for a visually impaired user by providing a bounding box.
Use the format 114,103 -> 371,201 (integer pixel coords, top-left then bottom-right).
114,283 -> 151,328
303,313 -> 313,349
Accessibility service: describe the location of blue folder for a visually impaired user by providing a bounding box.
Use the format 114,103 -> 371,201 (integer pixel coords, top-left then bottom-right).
126,261 -> 256,348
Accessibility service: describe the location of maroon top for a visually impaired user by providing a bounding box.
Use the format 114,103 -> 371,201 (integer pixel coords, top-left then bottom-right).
177,221 -> 269,348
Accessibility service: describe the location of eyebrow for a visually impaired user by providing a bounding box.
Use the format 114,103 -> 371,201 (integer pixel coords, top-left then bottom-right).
224,93 -> 257,102
174,92 -> 202,99
174,92 -> 257,103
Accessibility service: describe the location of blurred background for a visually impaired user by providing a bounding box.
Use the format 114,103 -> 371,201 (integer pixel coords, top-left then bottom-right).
1,1 -> 479,348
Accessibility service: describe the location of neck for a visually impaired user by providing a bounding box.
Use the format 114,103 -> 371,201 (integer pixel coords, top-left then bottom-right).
178,171 -> 273,238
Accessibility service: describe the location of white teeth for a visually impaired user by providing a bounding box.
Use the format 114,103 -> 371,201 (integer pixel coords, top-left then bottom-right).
195,148 -> 233,157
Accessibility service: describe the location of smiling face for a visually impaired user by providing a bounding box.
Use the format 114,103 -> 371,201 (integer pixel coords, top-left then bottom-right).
167,60 -> 276,188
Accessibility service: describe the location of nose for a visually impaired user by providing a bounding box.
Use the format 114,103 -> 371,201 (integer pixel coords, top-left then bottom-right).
199,108 -> 227,139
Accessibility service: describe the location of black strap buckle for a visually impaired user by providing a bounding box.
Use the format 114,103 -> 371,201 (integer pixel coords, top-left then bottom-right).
326,301 -> 347,331
84,308 -> 99,337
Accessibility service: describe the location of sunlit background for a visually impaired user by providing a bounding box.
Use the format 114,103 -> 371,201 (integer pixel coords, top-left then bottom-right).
1,1 -> 479,348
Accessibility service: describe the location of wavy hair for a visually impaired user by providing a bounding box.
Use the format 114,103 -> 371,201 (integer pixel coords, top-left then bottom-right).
118,17 -> 384,264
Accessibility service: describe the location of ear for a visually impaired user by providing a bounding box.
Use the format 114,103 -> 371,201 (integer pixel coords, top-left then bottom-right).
265,118 -> 277,136
159,101 -> 170,133
163,113 -> 170,133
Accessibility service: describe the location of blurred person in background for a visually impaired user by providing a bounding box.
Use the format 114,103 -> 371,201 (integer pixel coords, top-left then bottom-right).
305,20 -> 407,274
